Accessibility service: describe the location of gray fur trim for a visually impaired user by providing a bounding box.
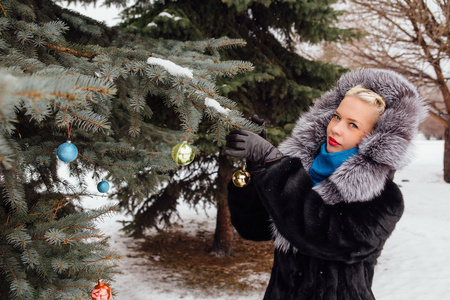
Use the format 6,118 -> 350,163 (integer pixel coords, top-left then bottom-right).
278,68 -> 428,205
270,222 -> 297,253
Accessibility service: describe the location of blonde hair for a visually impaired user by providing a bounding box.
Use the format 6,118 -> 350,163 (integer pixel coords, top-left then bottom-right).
345,85 -> 386,116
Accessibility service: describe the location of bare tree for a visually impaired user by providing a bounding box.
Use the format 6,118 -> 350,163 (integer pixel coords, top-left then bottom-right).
311,0 -> 450,182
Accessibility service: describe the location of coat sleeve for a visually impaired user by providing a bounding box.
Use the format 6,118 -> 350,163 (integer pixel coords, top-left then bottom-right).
254,157 -> 404,264
227,180 -> 272,241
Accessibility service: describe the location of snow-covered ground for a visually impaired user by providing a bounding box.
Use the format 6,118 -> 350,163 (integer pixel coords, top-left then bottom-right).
82,137 -> 450,300
371,139 -> 450,300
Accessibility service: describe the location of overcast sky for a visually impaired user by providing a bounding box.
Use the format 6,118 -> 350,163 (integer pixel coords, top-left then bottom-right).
60,0 -> 124,26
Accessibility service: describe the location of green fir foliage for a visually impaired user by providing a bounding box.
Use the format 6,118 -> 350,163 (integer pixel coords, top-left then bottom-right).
0,0 -> 258,299
117,0 -> 355,237
122,0 -> 355,127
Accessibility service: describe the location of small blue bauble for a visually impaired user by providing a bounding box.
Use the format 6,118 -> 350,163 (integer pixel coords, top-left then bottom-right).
57,142 -> 78,162
97,180 -> 110,193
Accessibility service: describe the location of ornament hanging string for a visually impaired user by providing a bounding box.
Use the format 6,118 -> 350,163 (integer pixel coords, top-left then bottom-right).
94,262 -> 105,282
57,107 -> 73,140
67,121 -> 73,140
65,107 -> 73,140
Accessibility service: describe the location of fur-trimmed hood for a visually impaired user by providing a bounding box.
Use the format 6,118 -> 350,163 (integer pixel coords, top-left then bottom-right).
278,68 -> 428,205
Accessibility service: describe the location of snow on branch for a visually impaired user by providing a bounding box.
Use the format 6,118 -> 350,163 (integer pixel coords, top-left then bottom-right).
158,12 -> 181,21
147,57 -> 193,79
205,98 -> 230,115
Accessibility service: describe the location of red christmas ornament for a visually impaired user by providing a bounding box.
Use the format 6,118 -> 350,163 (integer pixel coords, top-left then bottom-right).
91,279 -> 112,300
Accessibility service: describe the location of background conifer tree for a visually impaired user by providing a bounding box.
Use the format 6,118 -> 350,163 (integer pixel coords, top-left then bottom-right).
0,0 -> 257,298
118,0 -> 358,256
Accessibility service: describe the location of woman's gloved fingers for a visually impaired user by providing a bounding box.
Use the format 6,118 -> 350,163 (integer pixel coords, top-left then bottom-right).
224,148 -> 246,157
248,115 -> 267,139
226,133 -> 247,143
226,129 -> 249,138
251,117 -> 261,125
225,130 -> 251,158
225,141 -> 246,150
249,115 -> 265,126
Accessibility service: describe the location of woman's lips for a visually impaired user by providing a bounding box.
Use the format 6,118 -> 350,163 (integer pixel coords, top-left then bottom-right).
328,136 -> 340,146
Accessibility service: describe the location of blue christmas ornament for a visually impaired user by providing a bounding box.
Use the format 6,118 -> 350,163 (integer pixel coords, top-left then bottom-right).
97,180 -> 110,193
57,142 -> 78,162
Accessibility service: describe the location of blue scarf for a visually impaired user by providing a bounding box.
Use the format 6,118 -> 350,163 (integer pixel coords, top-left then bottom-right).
309,143 -> 358,186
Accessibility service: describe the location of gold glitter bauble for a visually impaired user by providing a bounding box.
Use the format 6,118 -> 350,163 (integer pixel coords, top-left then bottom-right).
172,142 -> 195,166
232,168 -> 251,188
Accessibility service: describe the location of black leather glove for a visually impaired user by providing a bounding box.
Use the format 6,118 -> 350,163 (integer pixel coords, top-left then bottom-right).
249,115 -> 267,140
225,129 -> 283,173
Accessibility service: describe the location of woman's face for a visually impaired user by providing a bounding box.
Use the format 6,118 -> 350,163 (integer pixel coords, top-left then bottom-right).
326,96 -> 380,153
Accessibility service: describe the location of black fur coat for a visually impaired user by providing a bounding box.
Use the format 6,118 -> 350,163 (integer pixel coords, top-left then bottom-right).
227,69 -> 428,300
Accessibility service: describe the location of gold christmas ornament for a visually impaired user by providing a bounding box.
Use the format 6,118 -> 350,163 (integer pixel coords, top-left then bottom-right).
172,142 -> 195,166
232,165 -> 251,188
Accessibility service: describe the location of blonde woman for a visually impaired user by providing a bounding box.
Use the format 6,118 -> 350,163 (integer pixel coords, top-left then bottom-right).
225,69 -> 428,300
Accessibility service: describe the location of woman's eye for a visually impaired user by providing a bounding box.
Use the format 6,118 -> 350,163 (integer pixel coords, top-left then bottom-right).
333,114 -> 340,120
350,123 -> 358,129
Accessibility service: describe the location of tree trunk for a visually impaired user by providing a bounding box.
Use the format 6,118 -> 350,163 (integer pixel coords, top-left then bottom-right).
444,127 -> 450,183
211,152 -> 235,257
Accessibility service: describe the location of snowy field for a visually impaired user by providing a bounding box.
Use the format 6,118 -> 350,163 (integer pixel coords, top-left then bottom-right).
81,137 -> 450,300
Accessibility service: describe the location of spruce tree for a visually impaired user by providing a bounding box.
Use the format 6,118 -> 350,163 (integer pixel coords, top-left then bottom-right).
118,0 -> 357,256
0,0 -> 257,298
